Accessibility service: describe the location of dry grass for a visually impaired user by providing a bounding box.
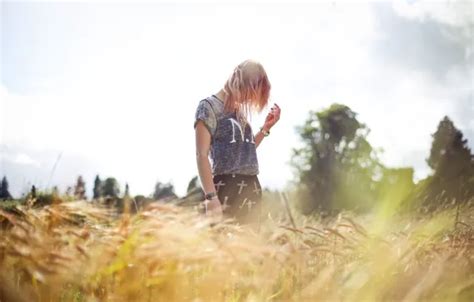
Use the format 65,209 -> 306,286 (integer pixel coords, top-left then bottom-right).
0,200 -> 473,302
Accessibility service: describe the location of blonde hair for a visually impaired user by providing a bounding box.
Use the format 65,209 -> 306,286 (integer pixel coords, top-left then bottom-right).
222,60 -> 271,128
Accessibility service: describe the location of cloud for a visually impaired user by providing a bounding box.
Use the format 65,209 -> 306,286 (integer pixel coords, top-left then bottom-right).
391,0 -> 474,28
366,2 -> 474,169
12,154 -> 41,167
371,2 -> 472,82
390,0 -> 473,68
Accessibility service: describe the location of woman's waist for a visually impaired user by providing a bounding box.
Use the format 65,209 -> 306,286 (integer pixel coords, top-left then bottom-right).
213,173 -> 259,179
212,165 -> 259,177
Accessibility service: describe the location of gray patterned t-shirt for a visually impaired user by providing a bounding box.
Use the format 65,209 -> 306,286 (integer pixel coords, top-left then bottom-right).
194,95 -> 259,176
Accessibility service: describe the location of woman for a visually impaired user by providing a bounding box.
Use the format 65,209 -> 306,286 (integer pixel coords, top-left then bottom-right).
194,59 -> 281,226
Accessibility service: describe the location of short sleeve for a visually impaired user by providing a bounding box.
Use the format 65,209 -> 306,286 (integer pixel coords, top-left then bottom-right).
194,99 -> 217,136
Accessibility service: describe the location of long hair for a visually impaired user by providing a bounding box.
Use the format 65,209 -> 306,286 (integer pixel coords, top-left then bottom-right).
222,60 -> 271,129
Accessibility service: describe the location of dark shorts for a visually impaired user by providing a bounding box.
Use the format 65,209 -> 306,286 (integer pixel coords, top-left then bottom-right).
213,173 -> 263,224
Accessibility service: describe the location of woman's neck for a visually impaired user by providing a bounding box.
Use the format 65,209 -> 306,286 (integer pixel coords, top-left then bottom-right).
216,90 -> 242,116
215,90 -> 226,104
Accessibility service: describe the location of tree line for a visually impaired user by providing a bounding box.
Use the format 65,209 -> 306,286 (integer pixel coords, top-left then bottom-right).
0,174 -> 201,203
291,104 -> 474,214
2,103 -> 472,215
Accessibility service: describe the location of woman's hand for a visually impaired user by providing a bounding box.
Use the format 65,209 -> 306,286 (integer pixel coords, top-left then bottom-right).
263,103 -> 281,130
204,197 -> 223,221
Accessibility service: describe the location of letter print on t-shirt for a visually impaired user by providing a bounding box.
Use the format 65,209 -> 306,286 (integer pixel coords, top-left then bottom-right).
194,95 -> 260,176
228,117 -> 255,144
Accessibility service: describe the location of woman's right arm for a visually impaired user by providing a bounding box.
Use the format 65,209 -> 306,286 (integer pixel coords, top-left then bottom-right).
195,120 -> 222,216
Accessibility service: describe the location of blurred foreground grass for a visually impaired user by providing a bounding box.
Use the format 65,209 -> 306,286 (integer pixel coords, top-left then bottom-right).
0,200 -> 473,302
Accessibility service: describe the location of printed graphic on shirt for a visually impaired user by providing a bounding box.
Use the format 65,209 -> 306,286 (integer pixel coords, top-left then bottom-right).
194,95 -> 259,175
228,117 -> 255,144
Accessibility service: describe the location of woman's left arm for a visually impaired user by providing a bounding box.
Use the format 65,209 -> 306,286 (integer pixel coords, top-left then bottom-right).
255,103 -> 281,148
254,126 -> 270,148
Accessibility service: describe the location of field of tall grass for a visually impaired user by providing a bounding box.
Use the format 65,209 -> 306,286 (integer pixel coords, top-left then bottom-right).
0,198 -> 473,301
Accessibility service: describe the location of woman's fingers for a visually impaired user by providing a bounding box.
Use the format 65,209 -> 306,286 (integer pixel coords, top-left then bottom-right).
271,104 -> 281,116
206,205 -> 223,221
205,198 -> 223,216
264,104 -> 281,128
269,109 -> 279,119
274,106 -> 281,118
266,116 -> 274,124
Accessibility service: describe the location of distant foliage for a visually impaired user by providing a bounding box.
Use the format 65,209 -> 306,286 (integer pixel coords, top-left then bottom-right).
0,176 -> 13,200
22,187 -> 64,208
427,116 -> 472,174
30,185 -> 37,199
93,175 -> 103,199
291,104 -> 383,214
413,116 -> 474,209
124,183 -> 130,198
153,181 -> 177,201
186,176 -> 200,194
74,176 -> 86,200
102,178 -> 120,198
32,191 -> 63,208
52,186 -> 59,196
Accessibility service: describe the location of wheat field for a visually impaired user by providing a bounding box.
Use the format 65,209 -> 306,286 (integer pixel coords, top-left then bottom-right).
0,199 -> 473,302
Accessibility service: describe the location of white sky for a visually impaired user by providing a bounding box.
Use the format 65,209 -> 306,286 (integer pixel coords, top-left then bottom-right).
1,0 -> 473,197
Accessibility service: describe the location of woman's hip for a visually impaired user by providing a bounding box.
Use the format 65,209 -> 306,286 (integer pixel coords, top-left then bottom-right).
212,173 -> 262,216
213,174 -> 262,196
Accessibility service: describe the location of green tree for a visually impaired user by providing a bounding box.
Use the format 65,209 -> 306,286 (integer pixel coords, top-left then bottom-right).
422,116 -> 474,206
291,104 -> 382,213
74,176 -> 86,200
428,116 -> 472,179
103,177 -> 120,198
153,181 -> 177,201
186,176 -> 200,194
31,185 -> 37,198
124,183 -> 130,198
93,175 -> 103,199
52,186 -> 59,196
0,176 -> 13,200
